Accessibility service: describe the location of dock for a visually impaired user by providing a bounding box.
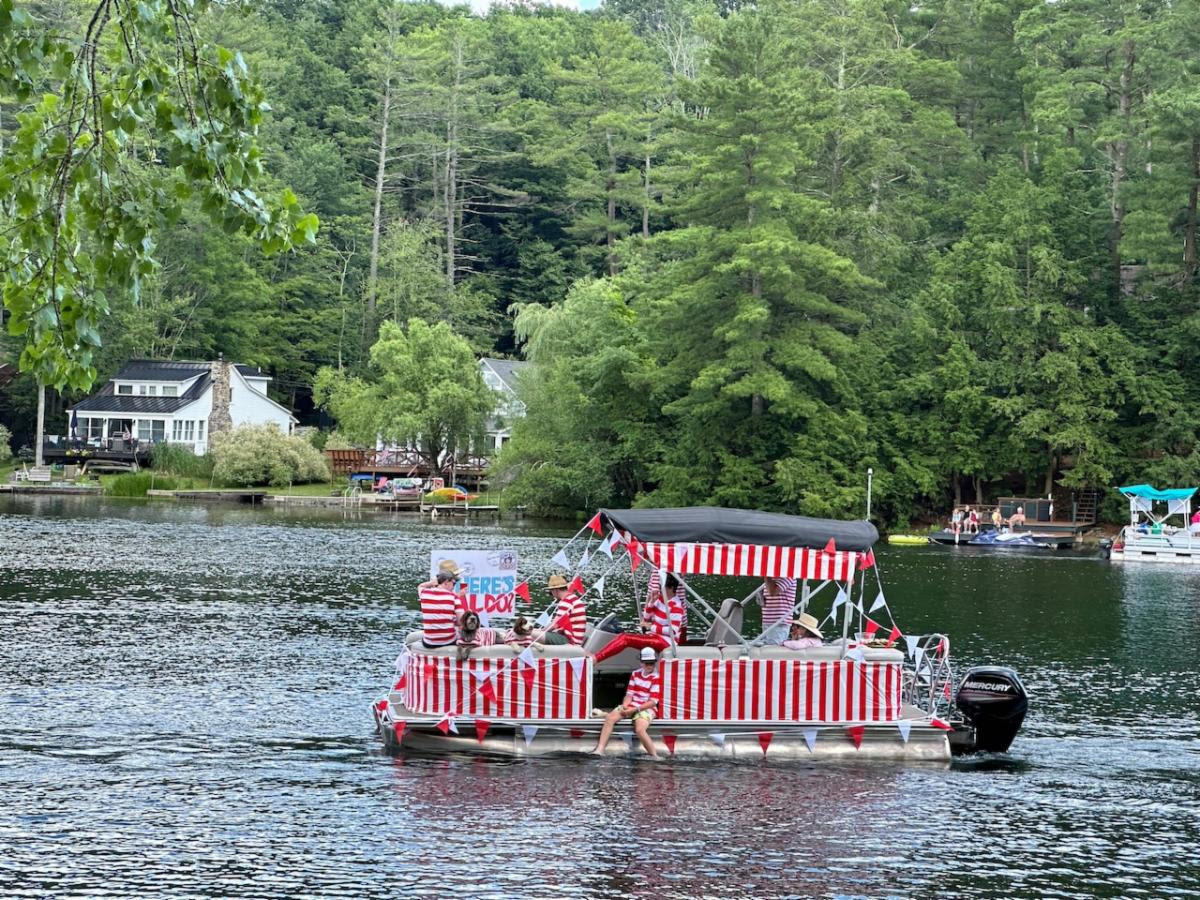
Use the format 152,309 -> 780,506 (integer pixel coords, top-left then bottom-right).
147,489 -> 266,504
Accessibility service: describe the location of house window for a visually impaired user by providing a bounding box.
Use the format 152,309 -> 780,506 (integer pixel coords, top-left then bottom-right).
197,420 -> 206,442
151,420 -> 165,442
137,419 -> 151,441
162,385 -> 178,397
184,420 -> 195,442
116,384 -> 132,395
172,420 -> 183,441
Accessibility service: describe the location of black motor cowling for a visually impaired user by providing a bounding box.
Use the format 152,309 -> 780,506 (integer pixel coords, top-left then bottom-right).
954,666 -> 1028,753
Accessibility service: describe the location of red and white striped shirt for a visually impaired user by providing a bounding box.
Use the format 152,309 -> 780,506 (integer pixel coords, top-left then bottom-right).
762,577 -> 796,629
625,666 -> 662,710
503,628 -> 536,648
642,590 -> 684,643
550,592 -> 587,645
647,581 -> 688,638
457,627 -> 497,649
418,586 -> 462,646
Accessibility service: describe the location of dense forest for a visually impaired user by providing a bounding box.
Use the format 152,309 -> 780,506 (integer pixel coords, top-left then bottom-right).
3,0 -> 1200,524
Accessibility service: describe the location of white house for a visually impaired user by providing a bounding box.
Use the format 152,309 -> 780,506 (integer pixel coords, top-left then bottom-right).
479,357 -> 530,453
67,359 -> 297,455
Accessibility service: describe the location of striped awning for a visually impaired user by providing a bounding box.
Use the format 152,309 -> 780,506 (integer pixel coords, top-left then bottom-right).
632,538 -> 859,581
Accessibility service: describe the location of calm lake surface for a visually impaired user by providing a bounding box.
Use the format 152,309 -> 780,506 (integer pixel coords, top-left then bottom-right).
1,496 -> 1198,898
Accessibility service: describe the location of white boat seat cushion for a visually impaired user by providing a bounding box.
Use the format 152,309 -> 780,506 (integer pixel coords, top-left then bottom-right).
661,646 -> 722,661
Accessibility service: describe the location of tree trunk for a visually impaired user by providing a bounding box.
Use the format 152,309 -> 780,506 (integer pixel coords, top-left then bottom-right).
34,381 -> 45,467
1183,137 -> 1200,283
366,73 -> 392,343
953,475 -> 962,508
1044,449 -> 1057,496
974,475 -> 983,505
606,128 -> 618,275
642,151 -> 651,239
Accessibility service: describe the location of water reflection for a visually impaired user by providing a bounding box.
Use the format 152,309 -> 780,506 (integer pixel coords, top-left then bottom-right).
2,496 -> 1200,896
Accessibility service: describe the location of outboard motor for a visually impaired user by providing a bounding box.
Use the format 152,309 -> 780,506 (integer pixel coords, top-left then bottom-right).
954,666 -> 1028,754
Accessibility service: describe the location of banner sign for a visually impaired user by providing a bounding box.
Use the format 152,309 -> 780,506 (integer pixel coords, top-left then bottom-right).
430,549 -> 518,615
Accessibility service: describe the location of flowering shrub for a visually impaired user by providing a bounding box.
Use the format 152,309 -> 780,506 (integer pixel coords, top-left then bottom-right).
0,425 -> 11,463
210,424 -> 330,487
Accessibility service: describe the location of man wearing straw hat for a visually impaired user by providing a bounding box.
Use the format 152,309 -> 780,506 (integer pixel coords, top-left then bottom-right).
540,573 -> 586,645
417,560 -> 467,649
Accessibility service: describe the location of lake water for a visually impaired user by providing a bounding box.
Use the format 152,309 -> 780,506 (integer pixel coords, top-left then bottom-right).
1,496 -> 1198,898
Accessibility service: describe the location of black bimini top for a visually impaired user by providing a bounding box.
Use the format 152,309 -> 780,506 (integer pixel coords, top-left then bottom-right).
600,507 -> 879,552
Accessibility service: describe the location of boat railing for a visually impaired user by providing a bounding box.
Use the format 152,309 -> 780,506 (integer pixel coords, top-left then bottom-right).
1118,524 -> 1199,549
903,633 -> 954,718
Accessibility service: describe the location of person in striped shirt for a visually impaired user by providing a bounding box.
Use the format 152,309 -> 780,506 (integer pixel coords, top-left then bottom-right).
540,573 -> 586,645
591,573 -> 684,663
592,647 -> 661,758
417,564 -> 466,649
759,576 -> 797,632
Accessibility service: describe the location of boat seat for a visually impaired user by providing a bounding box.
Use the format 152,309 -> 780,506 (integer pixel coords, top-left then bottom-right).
720,646 -> 748,660
593,647 -> 643,674
661,646 -> 721,661
534,644 -> 588,659
860,648 -> 905,663
405,630 -> 424,646
704,598 -> 743,646
752,645 -> 844,661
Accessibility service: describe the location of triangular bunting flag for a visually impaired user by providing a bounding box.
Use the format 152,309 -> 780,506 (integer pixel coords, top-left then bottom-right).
626,536 -> 640,558
757,732 -> 773,756
861,549 -> 875,569
905,635 -> 920,657
394,650 -> 410,672
518,648 -> 536,669
569,728 -> 585,739
522,724 -> 538,746
553,613 -> 573,632
393,676 -> 406,691
423,661 -> 436,679
914,646 -> 925,671
568,575 -> 584,595
823,537 -> 836,555
663,734 -> 677,756
865,618 -> 880,639
586,512 -> 603,535
520,666 -> 536,691
594,576 -> 606,598
392,720 -> 406,743
709,732 -> 726,747
870,590 -> 886,613
550,549 -> 570,570
847,724 -> 865,749
471,665 -> 496,683
579,549 -> 591,569
436,715 -> 457,735
897,720 -> 912,744
629,549 -> 641,573
930,717 -> 954,731
803,729 -> 817,753
534,611 -> 551,629
943,680 -> 952,700
938,637 -> 949,656
845,648 -> 866,663
478,680 -> 496,704
478,610 -> 490,628
515,581 -> 531,602
598,534 -> 615,559
567,657 -> 585,682
832,588 -> 848,609
475,719 -> 491,745
887,625 -> 902,646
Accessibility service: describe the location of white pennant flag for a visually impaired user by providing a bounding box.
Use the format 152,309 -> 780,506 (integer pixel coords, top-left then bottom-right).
471,665 -> 497,683
844,648 -> 865,663
550,549 -> 570,570
477,610 -> 490,628
914,647 -> 925,671
870,591 -> 886,613
905,635 -> 920,658
394,650 -> 410,673
521,724 -> 538,747
534,611 -> 551,629
803,729 -> 817,753
579,549 -> 591,569
659,568 -> 669,590
594,576 -> 606,599
566,657 -> 585,682
518,647 -> 537,669
709,732 -> 726,747
897,720 -> 912,744
598,534 -> 614,559
439,715 -> 458,735
832,588 -> 848,609
674,543 -> 693,565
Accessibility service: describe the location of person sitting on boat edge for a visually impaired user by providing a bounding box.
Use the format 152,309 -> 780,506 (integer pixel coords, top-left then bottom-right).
590,573 -> 684,663
991,507 -> 1003,530
1009,506 -> 1027,529
417,562 -> 466,650
592,647 -> 661,759
781,613 -> 823,650
967,506 -> 980,534
456,610 -> 497,660
540,573 -> 586,645
503,616 -> 541,651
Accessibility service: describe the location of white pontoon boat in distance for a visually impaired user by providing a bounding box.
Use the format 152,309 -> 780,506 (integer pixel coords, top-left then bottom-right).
1104,484 -> 1200,564
374,508 -> 1028,762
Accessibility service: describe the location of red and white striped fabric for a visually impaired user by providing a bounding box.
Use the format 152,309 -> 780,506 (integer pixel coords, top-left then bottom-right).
642,591 -> 683,643
658,659 -> 901,723
418,586 -> 462,646
632,540 -> 859,582
625,667 -> 662,709
549,593 -> 587,644
404,654 -> 592,720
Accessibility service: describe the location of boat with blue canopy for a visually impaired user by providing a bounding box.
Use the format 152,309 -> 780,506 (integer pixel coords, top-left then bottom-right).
1106,485 -> 1200,563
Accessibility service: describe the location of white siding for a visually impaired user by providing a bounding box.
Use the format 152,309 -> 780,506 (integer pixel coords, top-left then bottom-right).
230,369 -> 295,434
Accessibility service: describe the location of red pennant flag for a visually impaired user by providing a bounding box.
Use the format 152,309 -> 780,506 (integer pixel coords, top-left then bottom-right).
586,512 -> 603,535
865,619 -> 880,639
930,717 -> 954,731
861,549 -> 875,569
392,720 -> 406,743
515,581 -> 531,603
886,626 -> 902,646
423,662 -> 437,679
520,667 -> 536,691
569,728 -> 585,739
823,538 -> 836,555
375,698 -> 388,712
938,637 -> 949,656
847,725 -> 865,749
568,575 -> 584,594
478,680 -> 496,704
554,613 -> 572,632
757,732 -> 773,756
393,676 -> 406,691
629,550 -> 641,573
475,719 -> 491,745
663,734 -> 677,756
943,681 -> 952,700
436,716 -> 452,735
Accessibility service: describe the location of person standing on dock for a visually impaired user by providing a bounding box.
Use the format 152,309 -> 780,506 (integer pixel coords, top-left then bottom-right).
417,561 -> 466,649
540,573 -> 586,645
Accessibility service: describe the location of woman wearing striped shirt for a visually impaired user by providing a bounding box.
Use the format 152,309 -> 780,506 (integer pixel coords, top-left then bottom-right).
591,573 -> 684,663
592,647 -> 662,758
760,577 -> 797,632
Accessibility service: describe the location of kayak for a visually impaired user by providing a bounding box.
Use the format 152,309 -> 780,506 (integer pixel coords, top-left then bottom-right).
887,534 -> 930,545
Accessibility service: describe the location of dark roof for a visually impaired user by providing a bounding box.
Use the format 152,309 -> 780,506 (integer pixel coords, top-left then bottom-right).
480,357 -> 529,393
600,507 -> 879,551
71,372 -> 211,415
113,359 -> 265,381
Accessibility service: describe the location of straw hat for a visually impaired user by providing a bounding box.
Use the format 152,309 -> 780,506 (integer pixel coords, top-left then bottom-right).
437,559 -> 461,577
547,573 -> 569,590
640,647 -> 657,662
791,613 -> 823,639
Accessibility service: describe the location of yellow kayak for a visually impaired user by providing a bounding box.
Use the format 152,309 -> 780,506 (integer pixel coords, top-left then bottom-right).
887,534 -> 930,545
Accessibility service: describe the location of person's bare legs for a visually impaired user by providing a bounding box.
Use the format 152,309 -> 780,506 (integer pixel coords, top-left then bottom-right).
592,707 -> 625,755
633,716 -> 658,758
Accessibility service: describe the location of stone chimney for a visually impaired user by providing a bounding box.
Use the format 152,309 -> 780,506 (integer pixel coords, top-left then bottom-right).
209,355 -> 233,435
